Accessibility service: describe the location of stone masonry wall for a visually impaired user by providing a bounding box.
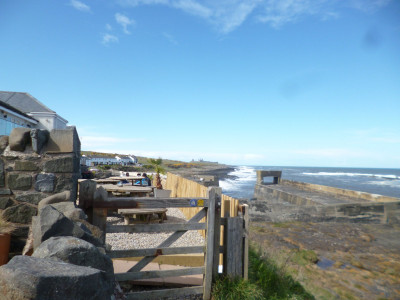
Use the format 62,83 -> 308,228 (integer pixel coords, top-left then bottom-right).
0,127 -> 81,255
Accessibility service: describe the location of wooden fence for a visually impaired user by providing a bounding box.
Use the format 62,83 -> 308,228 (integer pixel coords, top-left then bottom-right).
79,178 -> 248,299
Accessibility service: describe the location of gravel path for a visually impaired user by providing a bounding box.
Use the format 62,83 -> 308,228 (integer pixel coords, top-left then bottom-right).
107,208 -> 205,300
106,208 -> 205,250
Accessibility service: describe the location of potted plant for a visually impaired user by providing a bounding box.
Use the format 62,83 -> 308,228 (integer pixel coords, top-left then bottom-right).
147,158 -> 166,189
0,213 -> 15,265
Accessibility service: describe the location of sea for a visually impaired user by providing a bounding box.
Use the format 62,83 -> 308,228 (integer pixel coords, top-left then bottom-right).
219,166 -> 400,200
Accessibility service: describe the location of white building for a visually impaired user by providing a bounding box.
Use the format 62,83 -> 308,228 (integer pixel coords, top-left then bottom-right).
0,91 -> 68,132
0,100 -> 38,135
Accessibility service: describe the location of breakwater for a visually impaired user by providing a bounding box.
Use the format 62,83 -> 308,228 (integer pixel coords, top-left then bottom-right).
251,171 -> 400,224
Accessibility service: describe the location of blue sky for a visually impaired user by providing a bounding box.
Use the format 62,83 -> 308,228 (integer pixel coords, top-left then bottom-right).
1,0 -> 399,167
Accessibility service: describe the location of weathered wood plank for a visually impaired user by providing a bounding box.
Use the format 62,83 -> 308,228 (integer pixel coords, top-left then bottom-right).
93,197 -> 209,209
108,246 -> 205,259
242,204 -> 249,280
212,187 -> 222,280
126,286 -> 203,300
225,217 -> 244,277
203,187 -> 216,300
115,266 -> 205,281
127,208 -> 207,273
107,222 -> 206,233
92,208 -> 107,244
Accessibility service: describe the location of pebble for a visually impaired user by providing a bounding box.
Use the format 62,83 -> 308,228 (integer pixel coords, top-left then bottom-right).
106,208 -> 205,250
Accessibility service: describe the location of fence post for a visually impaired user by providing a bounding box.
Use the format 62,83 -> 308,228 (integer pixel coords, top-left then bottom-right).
242,204 -> 249,280
203,187 -> 216,300
212,187 -> 222,280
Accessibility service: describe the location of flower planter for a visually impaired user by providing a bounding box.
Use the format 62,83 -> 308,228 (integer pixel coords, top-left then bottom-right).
0,233 -> 11,265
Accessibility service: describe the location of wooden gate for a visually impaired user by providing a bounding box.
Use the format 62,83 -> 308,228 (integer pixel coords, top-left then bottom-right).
83,186 -> 219,300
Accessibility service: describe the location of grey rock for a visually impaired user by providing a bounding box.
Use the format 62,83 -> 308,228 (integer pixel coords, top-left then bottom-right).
32,236 -> 114,281
15,192 -> 47,205
0,135 -> 9,152
50,202 -> 87,221
7,173 -> 32,190
0,189 -> 12,195
0,197 -> 14,209
14,160 -> 38,171
0,255 -> 113,300
30,129 -> 49,154
2,203 -> 37,224
8,128 -> 31,152
43,156 -> 75,173
37,190 -> 70,210
34,173 -> 55,192
0,158 -> 4,187
33,205 -> 103,249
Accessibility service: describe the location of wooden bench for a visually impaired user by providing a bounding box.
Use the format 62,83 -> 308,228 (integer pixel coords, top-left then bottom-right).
118,208 -> 168,224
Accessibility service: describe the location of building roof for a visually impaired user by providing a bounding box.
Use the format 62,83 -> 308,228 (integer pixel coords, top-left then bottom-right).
0,100 -> 38,122
0,91 -> 55,114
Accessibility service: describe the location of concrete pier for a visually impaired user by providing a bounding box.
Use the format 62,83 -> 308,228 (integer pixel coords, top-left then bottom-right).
252,171 -> 400,224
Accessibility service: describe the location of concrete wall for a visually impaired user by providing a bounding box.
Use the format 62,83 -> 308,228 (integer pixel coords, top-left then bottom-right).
0,126 -> 81,255
253,181 -> 400,224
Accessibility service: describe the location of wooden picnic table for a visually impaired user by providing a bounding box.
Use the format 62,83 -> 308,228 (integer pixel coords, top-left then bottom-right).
98,184 -> 153,197
109,176 -> 145,186
118,208 -> 168,224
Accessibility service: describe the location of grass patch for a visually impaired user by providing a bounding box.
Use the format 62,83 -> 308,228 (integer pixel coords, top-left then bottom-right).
212,276 -> 263,300
211,247 -> 314,299
290,250 -> 318,266
248,248 -> 315,300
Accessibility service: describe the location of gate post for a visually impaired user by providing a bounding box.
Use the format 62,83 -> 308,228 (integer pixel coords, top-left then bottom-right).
212,188 -> 222,280
203,187 -> 216,300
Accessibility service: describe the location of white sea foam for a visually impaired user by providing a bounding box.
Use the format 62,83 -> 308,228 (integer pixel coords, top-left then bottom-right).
219,166 -> 257,192
303,172 -> 400,180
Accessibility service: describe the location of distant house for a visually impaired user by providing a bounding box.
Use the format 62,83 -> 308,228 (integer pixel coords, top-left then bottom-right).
0,91 -> 68,132
0,100 -> 38,135
81,154 -> 138,166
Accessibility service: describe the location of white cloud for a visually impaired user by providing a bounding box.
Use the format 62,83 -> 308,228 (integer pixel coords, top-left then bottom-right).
70,0 -> 91,12
106,24 -> 113,31
102,33 -> 119,45
115,13 -> 135,34
163,32 -> 178,44
116,0 -> 392,33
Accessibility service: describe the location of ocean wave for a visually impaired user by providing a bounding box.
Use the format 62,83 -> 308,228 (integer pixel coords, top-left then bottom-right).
364,180 -> 400,188
303,172 -> 400,180
227,166 -> 256,182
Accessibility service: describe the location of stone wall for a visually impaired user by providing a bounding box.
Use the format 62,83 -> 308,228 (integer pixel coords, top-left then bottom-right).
0,126 -> 81,255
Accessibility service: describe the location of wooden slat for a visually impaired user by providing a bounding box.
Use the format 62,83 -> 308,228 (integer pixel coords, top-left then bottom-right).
212,188 -> 222,280
115,266 -> 205,281
242,204 -> 249,280
203,187 -> 216,300
93,197 -> 209,209
126,286 -> 203,300
107,222 -> 206,233
108,246 -> 205,259
127,208 -> 207,273
225,217 -> 244,277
